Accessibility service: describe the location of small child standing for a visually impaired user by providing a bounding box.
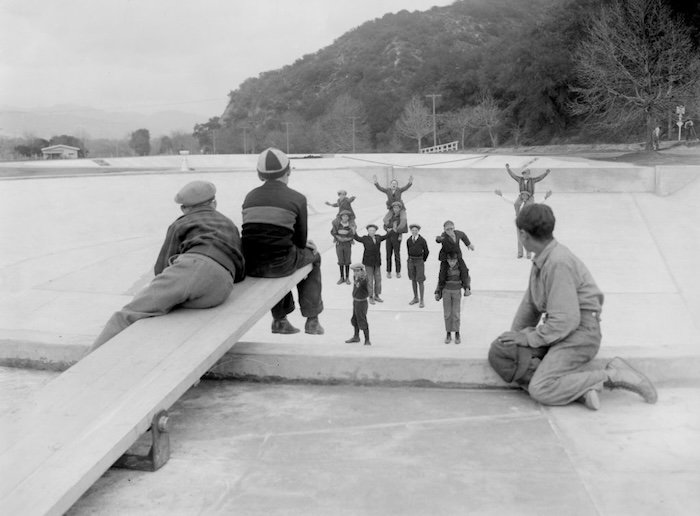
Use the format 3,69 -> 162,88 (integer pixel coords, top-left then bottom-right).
435,252 -> 470,344
325,189 -> 356,220
345,263 -> 372,346
330,209 -> 356,284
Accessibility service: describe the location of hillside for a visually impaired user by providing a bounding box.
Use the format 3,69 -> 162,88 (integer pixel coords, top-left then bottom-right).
215,0 -> 699,154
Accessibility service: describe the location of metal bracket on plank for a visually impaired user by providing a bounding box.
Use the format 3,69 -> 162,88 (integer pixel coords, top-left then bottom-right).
113,410 -> 170,472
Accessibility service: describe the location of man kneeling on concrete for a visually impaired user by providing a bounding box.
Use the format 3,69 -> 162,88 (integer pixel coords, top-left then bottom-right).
488,203 -> 657,410
87,181 -> 246,354
241,147 -> 324,335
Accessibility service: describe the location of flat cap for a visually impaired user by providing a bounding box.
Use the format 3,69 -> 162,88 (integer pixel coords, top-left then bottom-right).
366,223 -> 378,230
409,223 -> 421,230
391,201 -> 404,208
175,181 -> 216,206
350,263 -> 365,271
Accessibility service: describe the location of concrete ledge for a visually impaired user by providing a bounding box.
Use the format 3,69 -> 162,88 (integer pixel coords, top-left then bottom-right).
4,338 -> 696,387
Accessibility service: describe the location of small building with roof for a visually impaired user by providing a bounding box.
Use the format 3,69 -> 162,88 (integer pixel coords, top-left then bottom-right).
41,144 -> 80,160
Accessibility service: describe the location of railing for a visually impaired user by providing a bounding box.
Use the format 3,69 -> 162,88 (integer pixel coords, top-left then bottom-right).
420,141 -> 459,154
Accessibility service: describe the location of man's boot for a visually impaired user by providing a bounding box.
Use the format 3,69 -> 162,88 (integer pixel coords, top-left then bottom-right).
305,316 -> 325,335
604,357 -> 658,403
271,317 -> 300,335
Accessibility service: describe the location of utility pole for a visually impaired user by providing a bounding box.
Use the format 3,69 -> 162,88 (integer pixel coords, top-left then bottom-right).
425,94 -> 442,148
243,127 -> 247,154
283,122 -> 292,154
349,116 -> 360,153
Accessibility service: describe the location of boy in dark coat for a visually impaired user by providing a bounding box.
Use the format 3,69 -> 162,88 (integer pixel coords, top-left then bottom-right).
353,224 -> 387,304
242,147 -> 324,336
345,263 -> 371,346
383,201 -> 409,278
435,220 -> 474,295
88,180 -> 245,353
406,223 -> 429,307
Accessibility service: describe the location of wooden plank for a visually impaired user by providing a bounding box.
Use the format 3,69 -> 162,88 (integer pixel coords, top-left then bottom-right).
0,264 -> 312,516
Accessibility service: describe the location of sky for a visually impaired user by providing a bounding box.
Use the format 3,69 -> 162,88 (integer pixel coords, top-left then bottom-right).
0,0 -> 454,119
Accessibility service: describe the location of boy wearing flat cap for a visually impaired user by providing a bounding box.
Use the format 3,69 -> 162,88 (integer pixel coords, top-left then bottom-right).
345,263 -> 372,346
87,180 -> 245,353
406,223 -> 429,307
242,147 -> 324,335
353,224 -> 387,304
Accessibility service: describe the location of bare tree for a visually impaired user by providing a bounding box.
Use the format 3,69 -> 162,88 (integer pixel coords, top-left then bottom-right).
396,96 -> 433,151
316,94 -> 370,153
469,91 -> 502,147
570,0 -> 700,149
445,106 -> 475,150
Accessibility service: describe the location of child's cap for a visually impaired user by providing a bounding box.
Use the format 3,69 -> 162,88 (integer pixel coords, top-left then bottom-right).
175,181 -> 216,206
366,223 -> 378,230
337,189 -> 347,195
409,223 -> 421,230
350,263 -> 365,271
338,209 -> 352,218
391,201 -> 403,208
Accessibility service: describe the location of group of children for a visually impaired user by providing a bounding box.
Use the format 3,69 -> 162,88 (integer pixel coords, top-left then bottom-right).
326,177 -> 473,346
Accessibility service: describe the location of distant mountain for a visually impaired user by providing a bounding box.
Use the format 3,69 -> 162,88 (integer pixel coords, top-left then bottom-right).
0,105 -> 203,140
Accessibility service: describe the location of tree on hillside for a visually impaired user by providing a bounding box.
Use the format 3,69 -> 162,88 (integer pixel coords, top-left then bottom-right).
129,128 -> 151,156
570,0 -> 700,149
395,96 -> 433,151
469,91 -> 502,147
315,94 -> 370,153
193,117 -> 221,153
445,106 -> 475,149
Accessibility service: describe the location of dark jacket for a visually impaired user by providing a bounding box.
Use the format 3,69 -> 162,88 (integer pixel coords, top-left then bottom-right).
353,233 -> 387,267
436,230 -> 471,262
155,206 -> 245,282
241,180 -> 308,265
406,235 -> 429,261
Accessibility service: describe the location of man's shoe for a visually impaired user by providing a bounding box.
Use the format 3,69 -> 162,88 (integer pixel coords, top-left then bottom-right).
419,300 -> 425,308
364,340 -> 372,346
271,318 -> 300,335
374,296 -> 384,303
369,297 -> 375,305
387,272 -> 392,278
336,278 -> 345,285
396,272 -> 401,278
455,333 -> 461,344
444,334 -> 452,344
345,336 -> 361,343
578,390 -> 600,411
345,278 -> 351,285
604,357 -> 658,403
305,317 -> 325,335
409,298 -> 419,305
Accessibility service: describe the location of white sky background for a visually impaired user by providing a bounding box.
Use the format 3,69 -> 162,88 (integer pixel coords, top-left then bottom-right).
0,0 -> 454,118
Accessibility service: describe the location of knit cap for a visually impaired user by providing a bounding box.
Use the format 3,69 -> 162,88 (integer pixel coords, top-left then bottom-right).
257,147 -> 290,180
